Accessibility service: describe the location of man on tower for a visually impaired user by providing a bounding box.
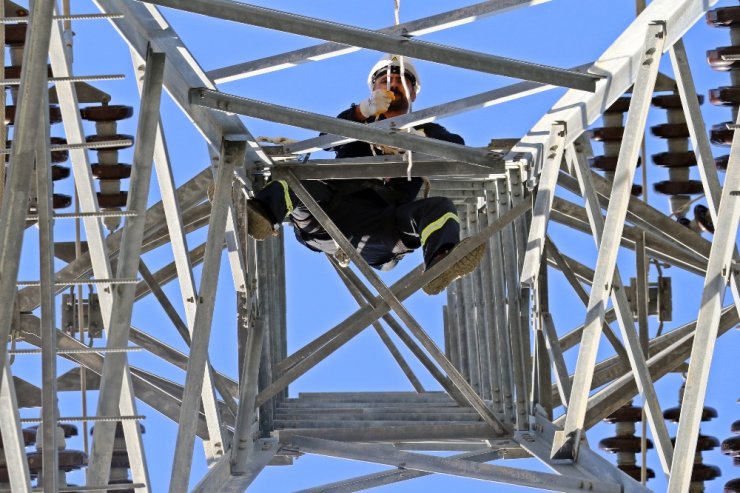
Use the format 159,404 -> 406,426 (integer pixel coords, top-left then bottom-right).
245,55 -> 484,295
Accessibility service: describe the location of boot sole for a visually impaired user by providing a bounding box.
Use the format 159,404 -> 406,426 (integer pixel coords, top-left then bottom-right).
423,240 -> 486,295
247,201 -> 275,241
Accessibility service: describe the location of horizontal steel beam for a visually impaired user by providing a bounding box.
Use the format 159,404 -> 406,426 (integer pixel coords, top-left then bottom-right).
294,449 -> 507,493
147,0 -> 597,91
273,156 -> 497,180
207,0 -> 554,83
291,436 -> 620,492
190,88 -> 504,169
284,68 -> 591,154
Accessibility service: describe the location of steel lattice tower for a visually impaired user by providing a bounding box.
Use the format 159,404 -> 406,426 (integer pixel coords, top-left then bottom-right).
0,0 -> 737,492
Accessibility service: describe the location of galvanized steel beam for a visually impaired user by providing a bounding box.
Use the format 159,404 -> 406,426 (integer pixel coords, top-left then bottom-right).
291,435 -> 621,492
207,0 -> 554,83
146,0 -> 597,91
552,23 -> 667,463
168,137 -> 245,493
87,48 -> 166,489
667,115 -> 740,493
506,0 -> 718,172
191,87 -> 504,169
129,46 -> 226,464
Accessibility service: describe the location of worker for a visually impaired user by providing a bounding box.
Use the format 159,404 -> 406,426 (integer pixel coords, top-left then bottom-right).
245,55 -> 485,295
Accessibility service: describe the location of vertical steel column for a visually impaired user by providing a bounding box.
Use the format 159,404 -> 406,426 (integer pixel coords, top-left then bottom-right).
168,137 -> 246,493
253,257 -> 272,424
521,122 -> 567,286
635,235 -> 649,354
236,194 -> 256,384
87,48 -> 166,487
670,39 -> 740,316
0,363 -> 31,492
532,249 -> 552,418
478,186 -> 503,412
230,308 -> 265,473
460,204 -> 481,393
257,237 -> 277,434
273,230 -> 288,404
565,138 -> 674,472
491,179 -> 515,421
443,305 -> 453,366
501,175 -> 529,429
36,86 -> 59,491
130,46 -> 225,463
470,200 -> 492,401
667,115 -> 740,493
0,0 -> 54,378
540,312 -> 572,410
449,279 -> 467,374
0,0 -> 4,208
512,167 -> 534,416
552,23 -> 666,461
50,15 -> 152,489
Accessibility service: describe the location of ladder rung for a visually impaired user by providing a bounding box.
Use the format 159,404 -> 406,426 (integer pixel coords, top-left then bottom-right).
27,211 -> 138,220
9,346 -> 142,355
17,278 -> 140,287
0,13 -> 124,24
0,139 -> 133,155
45,485 -> 146,493
0,486 -> 146,493
20,415 -> 145,424
0,74 -> 125,86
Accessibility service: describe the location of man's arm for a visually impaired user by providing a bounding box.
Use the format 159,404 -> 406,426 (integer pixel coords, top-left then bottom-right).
420,122 -> 465,146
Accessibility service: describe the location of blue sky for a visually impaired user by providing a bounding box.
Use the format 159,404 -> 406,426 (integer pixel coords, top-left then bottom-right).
11,0 -> 740,491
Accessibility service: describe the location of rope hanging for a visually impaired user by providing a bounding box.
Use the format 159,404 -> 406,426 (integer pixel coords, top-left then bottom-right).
393,0 -> 416,181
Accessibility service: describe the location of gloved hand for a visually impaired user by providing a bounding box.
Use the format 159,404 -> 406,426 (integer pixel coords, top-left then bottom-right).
405,127 -> 426,138
359,89 -> 393,118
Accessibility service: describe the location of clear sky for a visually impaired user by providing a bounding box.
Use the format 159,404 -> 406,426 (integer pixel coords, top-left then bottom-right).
11,0 -> 740,491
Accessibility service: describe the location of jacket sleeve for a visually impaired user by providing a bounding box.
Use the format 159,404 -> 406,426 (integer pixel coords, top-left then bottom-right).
421,122 -> 465,145
324,105 -> 377,158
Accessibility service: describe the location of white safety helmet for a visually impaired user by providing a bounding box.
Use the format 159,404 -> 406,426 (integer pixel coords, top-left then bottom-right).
367,55 -> 421,94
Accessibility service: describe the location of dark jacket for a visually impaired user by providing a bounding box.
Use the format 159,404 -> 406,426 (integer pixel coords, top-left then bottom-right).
329,105 -> 465,205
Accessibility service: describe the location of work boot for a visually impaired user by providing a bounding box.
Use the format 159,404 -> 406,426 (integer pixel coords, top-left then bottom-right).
422,238 -> 486,295
694,204 -> 714,234
246,199 -> 276,240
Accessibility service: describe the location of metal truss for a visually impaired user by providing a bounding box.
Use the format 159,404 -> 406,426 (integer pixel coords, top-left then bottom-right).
0,0 -> 736,492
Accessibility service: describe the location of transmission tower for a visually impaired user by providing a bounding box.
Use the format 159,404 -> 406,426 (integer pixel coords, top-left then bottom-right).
0,0 -> 737,492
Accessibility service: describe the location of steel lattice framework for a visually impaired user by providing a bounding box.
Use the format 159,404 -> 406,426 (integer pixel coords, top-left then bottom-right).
0,0 -> 737,492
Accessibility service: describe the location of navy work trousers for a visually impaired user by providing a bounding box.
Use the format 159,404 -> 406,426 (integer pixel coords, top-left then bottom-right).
254,180 -> 460,271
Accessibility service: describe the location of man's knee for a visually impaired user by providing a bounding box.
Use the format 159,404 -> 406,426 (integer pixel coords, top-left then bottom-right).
422,196 -> 456,215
